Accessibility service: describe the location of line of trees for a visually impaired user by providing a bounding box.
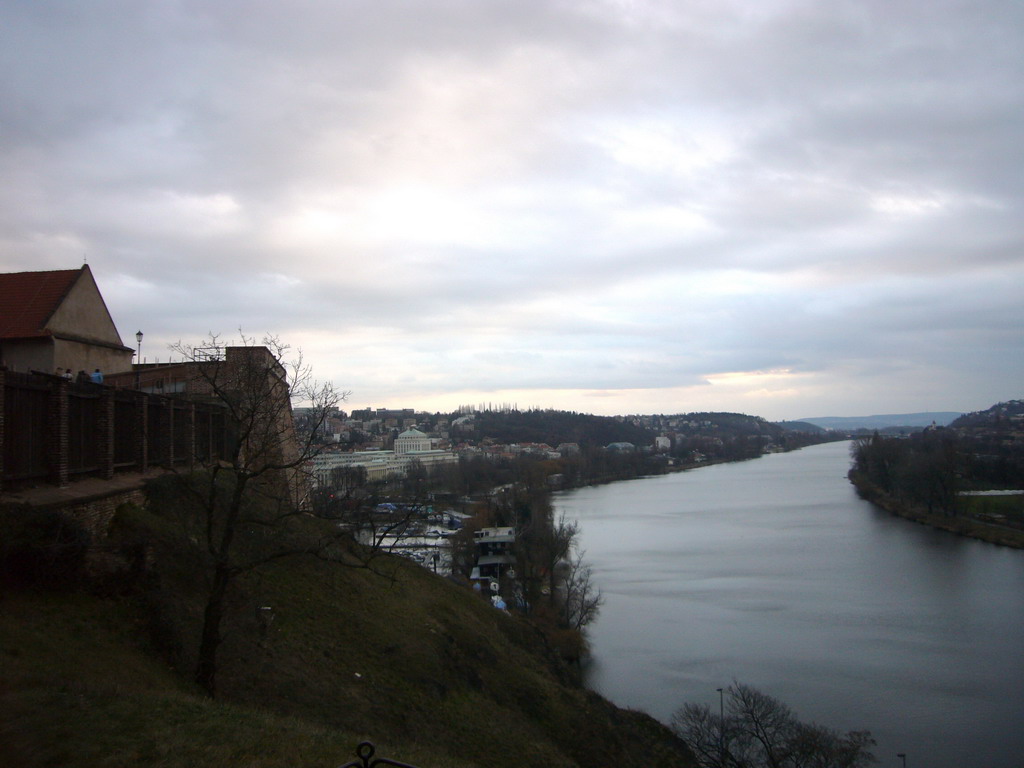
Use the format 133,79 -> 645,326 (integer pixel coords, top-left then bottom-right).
438,448 -> 663,499
439,467 -> 603,662
849,430 -> 962,515
464,407 -> 655,447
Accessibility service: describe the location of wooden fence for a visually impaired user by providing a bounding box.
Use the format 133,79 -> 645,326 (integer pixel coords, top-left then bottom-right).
1,369 -> 231,493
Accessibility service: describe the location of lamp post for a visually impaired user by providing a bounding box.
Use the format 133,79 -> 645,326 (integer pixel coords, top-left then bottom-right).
897,753 -> 906,768
717,687 -> 725,767
135,330 -> 143,389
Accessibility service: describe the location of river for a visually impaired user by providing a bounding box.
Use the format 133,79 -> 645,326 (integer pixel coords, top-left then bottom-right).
555,441 -> 1024,768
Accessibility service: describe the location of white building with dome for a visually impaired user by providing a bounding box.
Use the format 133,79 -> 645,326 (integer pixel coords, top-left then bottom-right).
395,427 -> 431,454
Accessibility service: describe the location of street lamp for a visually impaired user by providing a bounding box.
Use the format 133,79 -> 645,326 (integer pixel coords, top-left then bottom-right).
135,330 -> 143,389
897,753 -> 906,768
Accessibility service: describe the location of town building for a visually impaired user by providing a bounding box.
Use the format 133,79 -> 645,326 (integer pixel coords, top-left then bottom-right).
395,427 -> 431,454
0,265 -> 134,376
311,427 -> 457,486
469,526 -> 517,591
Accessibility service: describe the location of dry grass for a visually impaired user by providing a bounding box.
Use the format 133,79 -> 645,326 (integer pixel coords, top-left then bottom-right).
0,482 -> 693,768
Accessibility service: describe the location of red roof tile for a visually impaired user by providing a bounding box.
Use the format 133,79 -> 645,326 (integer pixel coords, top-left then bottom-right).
0,267 -> 83,339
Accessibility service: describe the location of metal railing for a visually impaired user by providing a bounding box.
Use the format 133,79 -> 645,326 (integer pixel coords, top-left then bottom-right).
338,742 -> 422,768
1,369 -> 230,492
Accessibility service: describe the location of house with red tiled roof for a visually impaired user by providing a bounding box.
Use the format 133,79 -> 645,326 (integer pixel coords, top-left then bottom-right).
0,265 -> 134,376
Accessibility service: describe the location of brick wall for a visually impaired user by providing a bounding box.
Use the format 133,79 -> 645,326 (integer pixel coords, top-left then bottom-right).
66,487 -> 148,537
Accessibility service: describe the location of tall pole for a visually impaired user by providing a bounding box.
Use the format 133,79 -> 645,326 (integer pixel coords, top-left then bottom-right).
717,687 -> 725,767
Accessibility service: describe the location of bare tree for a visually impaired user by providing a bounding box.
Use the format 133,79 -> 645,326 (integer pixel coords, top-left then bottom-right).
671,683 -> 876,768
560,547 -> 602,631
326,465 -> 368,498
543,513 -> 578,606
167,332 -> 347,696
514,509 -> 577,611
787,723 -> 877,768
313,462 -> 435,563
670,703 -> 723,768
728,682 -> 797,768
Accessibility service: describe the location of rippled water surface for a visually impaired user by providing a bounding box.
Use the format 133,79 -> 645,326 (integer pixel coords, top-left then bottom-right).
555,441 -> 1024,768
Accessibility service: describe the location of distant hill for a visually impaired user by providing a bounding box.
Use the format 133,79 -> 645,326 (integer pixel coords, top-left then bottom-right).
950,399 -> 1024,430
775,420 -> 826,433
798,412 -> 962,431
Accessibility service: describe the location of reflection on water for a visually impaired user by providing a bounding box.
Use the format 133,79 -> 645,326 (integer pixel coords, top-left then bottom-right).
556,441 -> 1024,768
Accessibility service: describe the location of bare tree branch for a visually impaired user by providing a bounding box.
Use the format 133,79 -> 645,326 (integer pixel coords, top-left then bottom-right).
163,332 -> 348,696
671,683 -> 877,768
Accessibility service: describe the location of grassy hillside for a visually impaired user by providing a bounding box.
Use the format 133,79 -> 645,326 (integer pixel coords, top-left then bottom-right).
1,480 -> 693,768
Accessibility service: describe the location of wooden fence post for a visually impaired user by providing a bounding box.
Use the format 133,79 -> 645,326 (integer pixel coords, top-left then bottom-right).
0,367 -> 5,493
137,392 -> 149,472
98,387 -> 115,480
164,399 -> 175,467
186,402 -> 196,471
49,376 -> 70,487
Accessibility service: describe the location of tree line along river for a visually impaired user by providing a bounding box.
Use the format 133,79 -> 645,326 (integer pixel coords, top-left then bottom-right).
555,440 -> 1024,768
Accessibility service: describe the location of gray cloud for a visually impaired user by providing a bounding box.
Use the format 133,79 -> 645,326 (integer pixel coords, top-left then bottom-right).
1,0 -> 1021,418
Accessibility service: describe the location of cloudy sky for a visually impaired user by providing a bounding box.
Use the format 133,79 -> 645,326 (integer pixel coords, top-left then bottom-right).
2,1 -> 1021,420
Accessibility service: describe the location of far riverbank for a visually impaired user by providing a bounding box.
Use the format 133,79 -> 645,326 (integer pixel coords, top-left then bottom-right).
557,435 -> 845,494
848,473 -> 1024,549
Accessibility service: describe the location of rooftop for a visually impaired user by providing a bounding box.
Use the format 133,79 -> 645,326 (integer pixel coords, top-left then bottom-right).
0,267 -> 83,339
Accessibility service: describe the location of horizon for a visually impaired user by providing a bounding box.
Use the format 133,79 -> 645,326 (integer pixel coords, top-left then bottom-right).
335,400 -> 974,424
2,2 -> 1021,421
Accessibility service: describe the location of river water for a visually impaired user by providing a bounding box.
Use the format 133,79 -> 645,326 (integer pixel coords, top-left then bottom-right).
555,441 -> 1024,768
